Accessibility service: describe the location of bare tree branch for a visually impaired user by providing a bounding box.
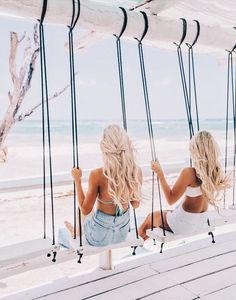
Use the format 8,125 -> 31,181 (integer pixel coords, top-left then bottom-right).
19,25 -> 39,106
9,32 -> 19,87
129,0 -> 153,11
0,25 -> 40,159
15,79 -> 75,122
19,36 -> 31,86
18,32 -> 26,43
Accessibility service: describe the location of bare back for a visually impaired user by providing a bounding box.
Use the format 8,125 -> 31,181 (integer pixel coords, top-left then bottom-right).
90,168 -> 140,216
182,168 -> 208,213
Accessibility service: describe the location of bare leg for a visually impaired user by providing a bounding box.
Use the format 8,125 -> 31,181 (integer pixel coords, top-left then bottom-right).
64,208 -> 94,237
138,210 -> 172,240
64,220 -> 75,236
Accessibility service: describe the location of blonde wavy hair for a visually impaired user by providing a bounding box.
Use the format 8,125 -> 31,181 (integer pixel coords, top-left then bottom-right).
100,124 -> 142,211
189,130 -> 231,208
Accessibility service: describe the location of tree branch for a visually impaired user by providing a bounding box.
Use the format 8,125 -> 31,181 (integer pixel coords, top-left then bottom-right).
0,25 -> 40,158
19,25 -> 39,103
15,75 -> 77,122
9,32 -> 19,87
19,36 -> 31,86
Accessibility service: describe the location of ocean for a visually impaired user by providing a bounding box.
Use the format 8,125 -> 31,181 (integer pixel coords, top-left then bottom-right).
0,118 -> 234,183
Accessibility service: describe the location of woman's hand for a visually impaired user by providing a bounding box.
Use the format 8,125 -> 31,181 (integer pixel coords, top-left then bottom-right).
71,168 -> 82,183
151,161 -> 164,178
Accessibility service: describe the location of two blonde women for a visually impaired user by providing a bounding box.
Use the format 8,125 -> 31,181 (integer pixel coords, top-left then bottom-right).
62,128 -> 229,247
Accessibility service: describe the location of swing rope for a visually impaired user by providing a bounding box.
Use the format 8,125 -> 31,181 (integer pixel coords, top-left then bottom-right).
230,44 -> 236,208
186,20 -> 200,132
224,44 -> 236,208
135,11 -> 165,236
38,0 -> 56,245
175,20 -> 215,229
224,51 -> 231,208
114,7 -> 128,131
233,50 -> 236,207
68,0 -> 82,245
174,18 -> 195,139
114,7 -> 139,239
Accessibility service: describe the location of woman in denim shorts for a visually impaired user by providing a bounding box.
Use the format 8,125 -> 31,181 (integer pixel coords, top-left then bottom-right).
63,125 -> 142,247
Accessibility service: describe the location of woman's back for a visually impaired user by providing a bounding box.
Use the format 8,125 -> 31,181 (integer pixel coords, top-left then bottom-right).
182,168 -> 208,213
93,167 -> 140,216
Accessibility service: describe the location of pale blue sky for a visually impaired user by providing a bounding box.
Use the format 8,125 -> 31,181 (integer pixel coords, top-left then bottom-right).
0,14 -> 230,121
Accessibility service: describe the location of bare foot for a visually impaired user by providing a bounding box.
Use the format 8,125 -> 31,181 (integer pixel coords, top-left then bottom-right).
138,227 -> 149,241
64,221 -> 75,237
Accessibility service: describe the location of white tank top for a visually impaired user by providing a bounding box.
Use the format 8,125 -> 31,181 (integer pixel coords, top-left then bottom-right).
185,186 -> 202,197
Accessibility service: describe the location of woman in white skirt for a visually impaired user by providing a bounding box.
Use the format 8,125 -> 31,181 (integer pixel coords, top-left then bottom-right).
138,131 -> 230,239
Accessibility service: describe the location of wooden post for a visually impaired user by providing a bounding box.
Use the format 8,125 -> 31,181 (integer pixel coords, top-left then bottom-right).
99,249 -> 113,270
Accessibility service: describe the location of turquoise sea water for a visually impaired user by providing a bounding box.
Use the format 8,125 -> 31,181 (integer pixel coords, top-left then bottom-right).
1,118 -> 234,181
9,118 -> 232,140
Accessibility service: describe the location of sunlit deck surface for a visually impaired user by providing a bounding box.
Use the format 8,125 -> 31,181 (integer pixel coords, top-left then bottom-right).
1,227 -> 236,300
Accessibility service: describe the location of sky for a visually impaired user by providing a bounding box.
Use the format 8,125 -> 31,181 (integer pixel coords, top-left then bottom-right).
0,12 -> 231,121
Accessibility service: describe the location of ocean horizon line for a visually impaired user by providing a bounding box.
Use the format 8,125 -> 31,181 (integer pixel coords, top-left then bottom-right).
4,117 -> 231,122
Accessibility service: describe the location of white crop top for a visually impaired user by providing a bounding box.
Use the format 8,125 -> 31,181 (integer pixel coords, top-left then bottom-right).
185,186 -> 202,197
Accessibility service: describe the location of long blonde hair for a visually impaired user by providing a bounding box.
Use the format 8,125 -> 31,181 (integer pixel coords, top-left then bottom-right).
100,124 -> 142,210
189,130 -> 230,207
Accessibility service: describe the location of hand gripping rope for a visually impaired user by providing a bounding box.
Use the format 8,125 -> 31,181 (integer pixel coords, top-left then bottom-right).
67,0 -> 83,263
135,12 -> 166,249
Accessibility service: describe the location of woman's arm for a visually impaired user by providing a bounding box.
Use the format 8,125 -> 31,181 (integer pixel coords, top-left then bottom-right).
152,162 -> 192,205
71,168 -> 99,215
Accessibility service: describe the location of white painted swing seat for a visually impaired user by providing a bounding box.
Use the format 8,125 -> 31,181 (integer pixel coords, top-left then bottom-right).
146,207 -> 236,245
68,232 -> 144,255
146,225 -> 215,244
0,237 -> 53,268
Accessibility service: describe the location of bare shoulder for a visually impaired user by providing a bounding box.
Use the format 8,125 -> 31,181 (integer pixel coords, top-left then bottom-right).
89,168 -> 103,182
180,167 -> 198,183
181,167 -> 195,175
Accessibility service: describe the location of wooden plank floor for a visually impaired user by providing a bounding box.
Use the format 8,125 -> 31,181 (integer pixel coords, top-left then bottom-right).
2,230 -> 236,300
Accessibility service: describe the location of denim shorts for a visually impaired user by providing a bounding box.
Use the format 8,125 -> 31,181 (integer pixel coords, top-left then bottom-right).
84,209 -> 130,247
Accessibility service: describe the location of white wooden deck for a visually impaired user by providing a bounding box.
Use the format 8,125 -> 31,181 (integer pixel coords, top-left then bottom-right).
1,228 -> 236,300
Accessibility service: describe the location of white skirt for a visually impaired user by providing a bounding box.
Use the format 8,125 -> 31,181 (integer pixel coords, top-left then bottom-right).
166,202 -> 209,235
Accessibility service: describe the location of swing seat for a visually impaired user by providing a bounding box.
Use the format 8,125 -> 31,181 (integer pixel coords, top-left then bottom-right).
57,228 -> 144,269
69,233 -> 144,255
58,228 -> 144,255
71,233 -> 144,255
146,224 -> 215,244
0,238 -> 53,268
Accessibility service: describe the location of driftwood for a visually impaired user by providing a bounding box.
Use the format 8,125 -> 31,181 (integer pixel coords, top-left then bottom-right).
0,25 -> 73,163
0,0 -> 236,53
